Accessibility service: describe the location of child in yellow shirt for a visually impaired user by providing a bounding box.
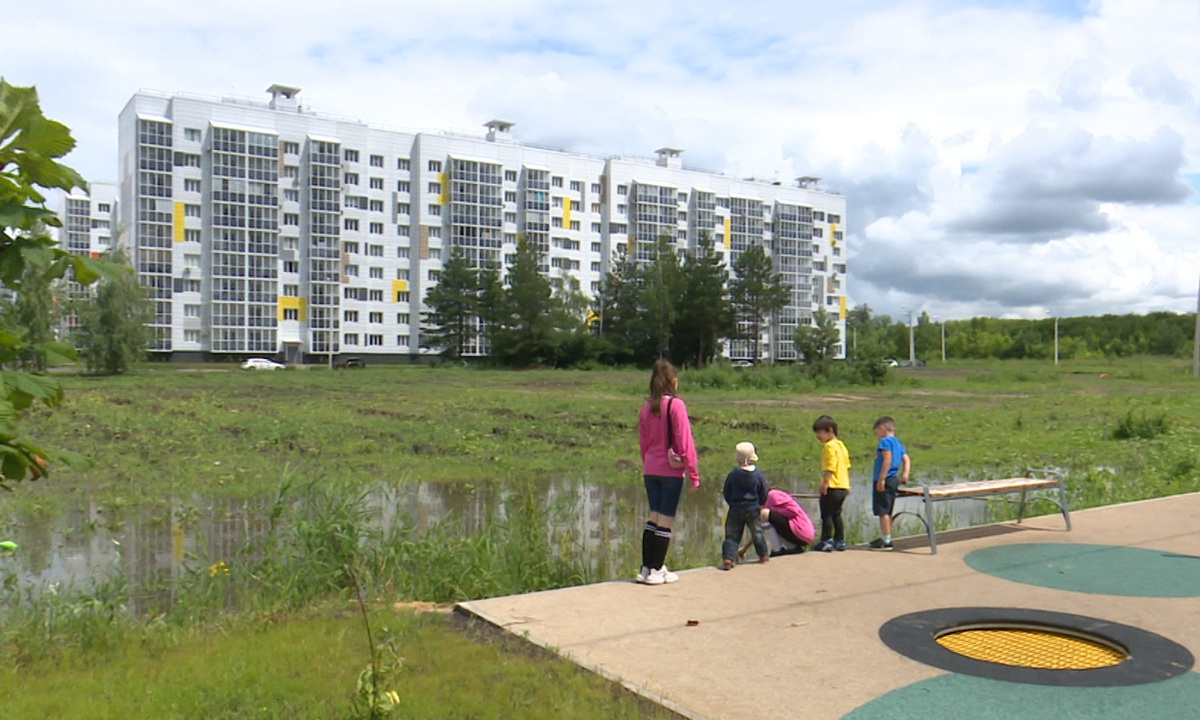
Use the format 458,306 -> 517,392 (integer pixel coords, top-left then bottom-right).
812,414 -> 851,552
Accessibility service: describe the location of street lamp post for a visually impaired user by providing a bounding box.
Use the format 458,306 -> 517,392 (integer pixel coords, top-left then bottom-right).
905,308 -> 915,364
1054,315 -> 1059,366
936,316 -> 946,363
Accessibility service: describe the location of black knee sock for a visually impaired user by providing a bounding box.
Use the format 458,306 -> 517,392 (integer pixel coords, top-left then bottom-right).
652,527 -> 672,570
641,522 -> 658,569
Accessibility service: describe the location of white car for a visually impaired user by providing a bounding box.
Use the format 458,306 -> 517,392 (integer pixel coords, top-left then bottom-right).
731,360 -> 755,368
241,358 -> 285,370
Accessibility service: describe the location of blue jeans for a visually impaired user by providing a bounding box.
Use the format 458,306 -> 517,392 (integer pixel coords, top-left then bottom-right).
722,507 -> 767,562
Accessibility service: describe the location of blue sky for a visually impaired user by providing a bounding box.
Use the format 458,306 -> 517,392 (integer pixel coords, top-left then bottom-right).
5,0 -> 1199,321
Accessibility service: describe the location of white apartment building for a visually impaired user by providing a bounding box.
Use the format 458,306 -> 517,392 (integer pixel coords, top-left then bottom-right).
118,86 -> 847,363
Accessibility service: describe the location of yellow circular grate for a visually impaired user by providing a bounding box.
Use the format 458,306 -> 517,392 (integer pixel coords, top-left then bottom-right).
936,627 -> 1128,670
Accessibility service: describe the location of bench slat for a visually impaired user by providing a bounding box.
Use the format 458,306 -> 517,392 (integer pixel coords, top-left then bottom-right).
898,478 -> 1059,498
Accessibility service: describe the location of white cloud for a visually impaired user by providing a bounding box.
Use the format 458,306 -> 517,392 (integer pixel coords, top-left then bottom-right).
5,0 -> 1200,321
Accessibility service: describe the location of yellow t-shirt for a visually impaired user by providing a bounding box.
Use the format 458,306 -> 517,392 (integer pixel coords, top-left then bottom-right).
822,437 -> 851,490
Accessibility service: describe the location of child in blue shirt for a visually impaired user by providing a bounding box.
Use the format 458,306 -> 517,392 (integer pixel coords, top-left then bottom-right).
870,416 -> 911,551
720,442 -> 769,569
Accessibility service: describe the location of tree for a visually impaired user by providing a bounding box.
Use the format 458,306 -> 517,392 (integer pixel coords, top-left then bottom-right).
794,307 -> 841,375
421,247 -> 479,360
3,234 -> 61,371
73,250 -> 150,375
673,232 -> 730,367
0,80 -> 116,488
729,243 -> 790,362
489,235 -> 558,366
594,244 -> 644,364
640,235 -> 684,360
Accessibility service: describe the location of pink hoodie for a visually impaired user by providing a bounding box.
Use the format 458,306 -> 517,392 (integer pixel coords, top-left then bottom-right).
764,489 -> 815,544
638,395 -> 700,488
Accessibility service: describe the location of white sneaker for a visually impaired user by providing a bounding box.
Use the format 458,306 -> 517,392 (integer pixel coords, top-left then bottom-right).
646,567 -> 678,585
634,566 -> 650,584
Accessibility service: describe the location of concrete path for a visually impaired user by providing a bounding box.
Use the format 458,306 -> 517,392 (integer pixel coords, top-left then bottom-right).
459,492 -> 1200,719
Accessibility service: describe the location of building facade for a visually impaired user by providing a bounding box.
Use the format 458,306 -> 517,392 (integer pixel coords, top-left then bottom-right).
117,86 -> 847,363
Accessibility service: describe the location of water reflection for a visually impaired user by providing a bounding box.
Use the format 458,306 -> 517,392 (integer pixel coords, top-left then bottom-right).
2,473 -> 991,609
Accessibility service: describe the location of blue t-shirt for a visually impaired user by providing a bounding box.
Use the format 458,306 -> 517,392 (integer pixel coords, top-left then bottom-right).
873,436 -> 907,482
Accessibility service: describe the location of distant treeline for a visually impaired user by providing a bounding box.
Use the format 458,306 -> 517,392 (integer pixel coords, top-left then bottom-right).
867,310 -> 1198,361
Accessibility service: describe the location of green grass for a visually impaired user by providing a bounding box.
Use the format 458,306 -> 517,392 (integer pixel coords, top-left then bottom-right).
5,357 -> 1200,717
0,607 -> 672,720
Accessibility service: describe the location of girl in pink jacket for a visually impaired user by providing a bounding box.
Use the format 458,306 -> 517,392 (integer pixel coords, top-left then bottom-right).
636,359 -> 700,585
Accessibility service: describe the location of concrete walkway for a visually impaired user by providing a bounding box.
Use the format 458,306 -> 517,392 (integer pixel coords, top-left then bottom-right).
459,492 -> 1200,719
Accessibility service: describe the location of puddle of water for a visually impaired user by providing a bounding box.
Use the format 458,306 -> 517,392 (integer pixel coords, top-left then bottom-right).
1,473 -> 991,609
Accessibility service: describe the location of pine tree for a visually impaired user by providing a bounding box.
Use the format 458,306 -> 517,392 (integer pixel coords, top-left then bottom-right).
421,247 -> 479,359
673,232 -> 730,367
729,243 -> 790,362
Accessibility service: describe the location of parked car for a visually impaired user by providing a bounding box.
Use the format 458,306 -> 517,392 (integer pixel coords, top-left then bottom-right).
241,358 -> 285,370
731,360 -> 755,368
898,360 -> 927,367
882,358 -> 900,367
335,357 -> 366,369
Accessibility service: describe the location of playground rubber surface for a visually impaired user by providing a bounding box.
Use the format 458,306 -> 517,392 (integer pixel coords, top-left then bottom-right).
458,491 -> 1200,719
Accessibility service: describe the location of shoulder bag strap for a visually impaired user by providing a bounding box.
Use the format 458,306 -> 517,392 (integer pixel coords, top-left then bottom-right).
666,396 -> 676,452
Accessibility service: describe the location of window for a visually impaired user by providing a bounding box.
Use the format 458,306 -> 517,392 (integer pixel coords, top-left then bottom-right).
184,229 -> 201,243
369,312 -> 383,323
369,177 -> 383,190
283,261 -> 298,273
184,128 -> 202,142
283,189 -> 299,202
591,203 -> 600,213
396,269 -> 409,280
185,329 -> 201,343
369,154 -> 384,168
570,180 -> 583,192
282,308 -> 299,321
552,197 -> 564,208
428,160 -> 442,172
344,333 -> 359,345
283,165 -> 299,178
344,310 -> 359,322
570,221 -> 580,231
397,158 -> 409,170
344,218 -> 359,231
397,203 -> 410,215
369,222 -> 384,234
591,261 -> 601,272
591,183 -> 601,194
396,247 -> 410,259
344,172 -> 359,185
428,247 -> 441,259
368,289 -> 383,302
617,184 -> 627,195
97,203 -> 111,213
833,231 -> 843,241
591,242 -> 601,253
344,265 -> 359,277
504,191 -> 516,203
366,334 -> 383,347
397,225 -> 410,238
504,170 -> 517,182
367,244 -> 383,257
184,204 -> 201,218
428,182 -> 441,194
427,205 -> 441,216
283,213 -> 299,226
344,149 -> 359,162
396,313 -> 410,324
184,279 -> 201,292
552,176 -> 563,188
283,141 -> 300,155
184,304 -> 201,317
174,152 -> 201,167
397,180 -> 410,193
396,291 -> 410,302
343,241 -> 360,254
591,223 -> 601,233
369,267 -> 383,279
282,284 -> 299,297
813,211 -> 825,221
427,269 -> 439,282
552,217 -> 563,228
828,214 -> 841,224
184,178 -> 201,193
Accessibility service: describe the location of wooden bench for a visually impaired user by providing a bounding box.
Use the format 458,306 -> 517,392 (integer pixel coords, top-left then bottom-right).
894,477 -> 1071,554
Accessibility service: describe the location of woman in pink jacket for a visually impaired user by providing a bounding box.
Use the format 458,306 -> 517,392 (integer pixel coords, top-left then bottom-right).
636,359 -> 700,585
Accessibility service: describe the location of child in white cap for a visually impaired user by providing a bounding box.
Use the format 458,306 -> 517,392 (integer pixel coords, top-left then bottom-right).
720,441 -> 769,569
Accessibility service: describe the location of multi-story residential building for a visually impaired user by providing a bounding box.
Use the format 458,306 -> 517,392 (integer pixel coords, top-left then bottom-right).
118,86 -> 847,363
54,182 -> 118,336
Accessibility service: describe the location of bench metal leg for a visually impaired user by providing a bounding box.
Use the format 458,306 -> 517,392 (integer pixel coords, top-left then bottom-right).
924,488 -> 938,555
1017,489 -> 1028,523
1058,478 -> 1072,531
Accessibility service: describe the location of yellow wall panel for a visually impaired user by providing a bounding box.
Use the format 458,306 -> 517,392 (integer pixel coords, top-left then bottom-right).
278,296 -> 307,322
839,295 -> 847,320
723,217 -> 732,249
439,172 -> 449,205
563,199 -> 572,228
173,202 -> 185,243
392,279 -> 410,302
